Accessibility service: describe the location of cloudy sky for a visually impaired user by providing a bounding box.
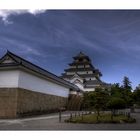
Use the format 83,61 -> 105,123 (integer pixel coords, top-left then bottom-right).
0,10 -> 140,88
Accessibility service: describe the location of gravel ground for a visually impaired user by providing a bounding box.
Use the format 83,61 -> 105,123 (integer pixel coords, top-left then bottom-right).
0,112 -> 139,130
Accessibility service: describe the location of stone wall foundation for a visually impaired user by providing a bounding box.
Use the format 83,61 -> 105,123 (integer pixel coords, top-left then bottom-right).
0,88 -> 67,118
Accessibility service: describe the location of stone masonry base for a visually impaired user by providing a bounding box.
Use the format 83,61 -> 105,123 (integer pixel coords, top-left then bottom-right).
0,88 -> 67,119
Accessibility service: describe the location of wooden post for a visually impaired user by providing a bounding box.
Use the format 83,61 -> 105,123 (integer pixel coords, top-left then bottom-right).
82,112 -> 83,120
128,112 -> 130,118
70,113 -> 72,120
78,112 -> 80,116
59,110 -> 61,123
75,112 -> 76,117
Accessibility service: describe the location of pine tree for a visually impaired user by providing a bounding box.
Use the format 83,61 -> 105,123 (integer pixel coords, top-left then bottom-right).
122,76 -> 132,93
122,76 -> 133,107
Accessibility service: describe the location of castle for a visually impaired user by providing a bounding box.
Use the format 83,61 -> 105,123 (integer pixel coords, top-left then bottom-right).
61,52 -> 109,92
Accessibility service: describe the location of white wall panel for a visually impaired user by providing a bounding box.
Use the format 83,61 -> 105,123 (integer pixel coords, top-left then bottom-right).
0,70 -> 19,87
18,70 -> 69,97
84,88 -> 95,92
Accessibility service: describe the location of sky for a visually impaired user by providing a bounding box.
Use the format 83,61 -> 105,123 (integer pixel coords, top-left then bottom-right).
0,10 -> 140,89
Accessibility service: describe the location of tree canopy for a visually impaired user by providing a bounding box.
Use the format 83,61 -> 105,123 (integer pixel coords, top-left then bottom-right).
122,76 -> 132,93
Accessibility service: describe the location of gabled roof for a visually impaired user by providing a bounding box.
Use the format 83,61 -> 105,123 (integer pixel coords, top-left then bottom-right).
70,73 -> 83,80
0,51 -> 80,91
73,79 -> 84,86
64,67 -> 95,72
84,80 -> 102,85
69,61 -> 92,66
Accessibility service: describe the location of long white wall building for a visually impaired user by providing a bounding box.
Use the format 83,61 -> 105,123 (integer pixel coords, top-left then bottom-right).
0,51 -> 80,118
0,69 -> 70,97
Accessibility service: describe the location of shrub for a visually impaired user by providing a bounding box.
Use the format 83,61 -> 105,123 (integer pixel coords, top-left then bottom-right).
107,97 -> 126,110
107,97 -> 126,120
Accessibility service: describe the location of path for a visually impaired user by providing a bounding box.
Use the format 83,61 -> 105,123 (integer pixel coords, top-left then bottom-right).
0,112 -> 139,130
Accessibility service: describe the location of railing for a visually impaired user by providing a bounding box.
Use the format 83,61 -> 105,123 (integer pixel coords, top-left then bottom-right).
58,109 -> 132,122
58,110 -> 92,122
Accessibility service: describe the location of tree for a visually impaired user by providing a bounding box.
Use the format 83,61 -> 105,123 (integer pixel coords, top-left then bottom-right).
88,88 -> 109,121
121,76 -> 133,106
82,92 -> 92,110
110,83 -> 123,98
133,87 -> 140,105
122,76 -> 132,93
107,97 -> 126,120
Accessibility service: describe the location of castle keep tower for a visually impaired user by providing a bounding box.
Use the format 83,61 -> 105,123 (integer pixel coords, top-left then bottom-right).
61,52 -> 108,92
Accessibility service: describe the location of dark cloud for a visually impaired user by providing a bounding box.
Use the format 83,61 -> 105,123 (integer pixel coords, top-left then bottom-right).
0,10 -> 140,88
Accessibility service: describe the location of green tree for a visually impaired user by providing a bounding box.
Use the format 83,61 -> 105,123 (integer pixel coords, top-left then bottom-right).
110,83 -> 123,98
83,88 -> 109,121
133,87 -> 140,105
107,97 -> 126,120
122,76 -> 132,93
122,76 -> 133,106
82,92 -> 92,110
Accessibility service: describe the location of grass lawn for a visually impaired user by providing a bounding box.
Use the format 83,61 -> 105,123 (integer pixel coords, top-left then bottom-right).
66,113 -> 136,124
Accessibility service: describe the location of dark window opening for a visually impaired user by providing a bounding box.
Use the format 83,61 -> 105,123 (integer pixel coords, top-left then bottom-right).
79,58 -> 83,62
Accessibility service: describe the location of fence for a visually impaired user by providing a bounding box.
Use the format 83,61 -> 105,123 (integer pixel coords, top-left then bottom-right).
58,110 -> 92,122
58,109 -> 134,122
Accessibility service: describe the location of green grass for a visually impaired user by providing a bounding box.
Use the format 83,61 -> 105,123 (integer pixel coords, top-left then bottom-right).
66,113 -> 136,124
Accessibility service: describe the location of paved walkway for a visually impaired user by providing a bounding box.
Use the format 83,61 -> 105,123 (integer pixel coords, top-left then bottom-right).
0,112 -> 140,130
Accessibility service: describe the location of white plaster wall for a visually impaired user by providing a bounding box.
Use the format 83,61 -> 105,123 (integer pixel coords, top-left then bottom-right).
0,70 -> 20,87
70,91 -> 78,95
77,71 -> 92,74
85,77 -> 96,80
84,88 -> 95,92
77,65 -> 84,68
66,72 -> 75,75
18,70 -> 69,97
87,71 -> 93,74
91,77 -> 96,80
77,71 -> 87,74
85,65 -> 90,68
85,78 -> 90,80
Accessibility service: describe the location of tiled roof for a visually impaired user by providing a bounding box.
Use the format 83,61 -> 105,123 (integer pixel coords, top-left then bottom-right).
65,67 -> 95,72
61,73 -> 99,78
0,51 -> 79,91
84,80 -> 108,88
69,61 -> 92,66
84,80 -> 102,85
64,67 -> 102,76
